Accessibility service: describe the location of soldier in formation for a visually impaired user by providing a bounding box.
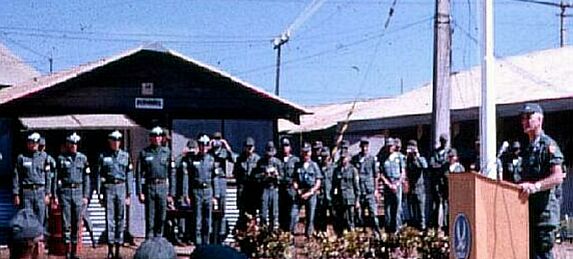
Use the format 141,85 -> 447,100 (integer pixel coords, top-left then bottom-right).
136,127 -> 176,239
96,130 -> 132,258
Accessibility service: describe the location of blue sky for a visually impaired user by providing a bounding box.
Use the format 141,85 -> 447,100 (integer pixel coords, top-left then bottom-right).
0,0 -> 564,105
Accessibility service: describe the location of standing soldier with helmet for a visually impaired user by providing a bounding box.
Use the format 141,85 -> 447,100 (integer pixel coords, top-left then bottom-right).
517,103 -> 565,259
315,146 -> 334,233
332,150 -> 359,235
405,140 -> 428,230
210,132 -> 236,244
278,138 -> 299,231
501,141 -> 523,183
379,138 -> 406,234
233,137 -> 260,228
136,127 -> 176,239
351,138 -> 381,237
96,130 -> 133,259
182,134 -> 216,246
54,132 -> 90,259
175,139 -> 198,244
429,134 -> 450,229
256,141 -> 283,230
290,143 -> 322,238
12,132 -> 52,234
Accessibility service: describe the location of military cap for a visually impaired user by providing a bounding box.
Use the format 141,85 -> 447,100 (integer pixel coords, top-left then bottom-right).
385,137 -> 396,147
360,138 -> 369,145
212,132 -> 223,140
511,141 -> 521,150
265,141 -> 276,151
198,134 -> 211,145
439,133 -> 448,142
312,141 -> 323,149
301,142 -> 312,152
320,146 -> 331,157
108,130 -> 123,140
407,139 -> 418,147
134,237 -> 176,259
27,132 -> 41,143
281,138 -> 291,146
66,132 -> 81,144
340,140 -> 350,148
187,139 -> 198,149
9,209 -> 43,242
520,103 -> 543,115
190,244 -> 247,259
448,148 -> 458,157
39,137 -> 46,146
244,137 -> 255,146
149,126 -> 164,137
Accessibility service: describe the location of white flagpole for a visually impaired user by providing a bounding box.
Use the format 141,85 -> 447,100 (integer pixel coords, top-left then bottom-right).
480,0 -> 497,179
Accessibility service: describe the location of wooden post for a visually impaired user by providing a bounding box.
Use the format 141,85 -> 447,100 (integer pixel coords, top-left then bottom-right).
431,0 -> 452,149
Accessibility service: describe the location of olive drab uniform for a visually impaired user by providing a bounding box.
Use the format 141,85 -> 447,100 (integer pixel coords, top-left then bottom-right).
290,160 -> 323,236
233,152 -> 260,225
13,150 -> 52,228
211,147 -> 236,243
332,162 -> 359,234
381,152 -> 404,233
256,155 -> 283,229
96,149 -> 133,246
315,161 -> 334,232
279,154 -> 299,231
181,151 -> 216,246
501,152 -> 523,183
520,133 -> 564,258
351,152 -> 381,234
55,152 -> 90,246
136,145 -> 176,239
406,154 -> 428,229
429,146 -> 450,229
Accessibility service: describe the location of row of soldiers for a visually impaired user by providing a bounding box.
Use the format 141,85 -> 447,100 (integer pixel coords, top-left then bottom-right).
10,126 -> 527,258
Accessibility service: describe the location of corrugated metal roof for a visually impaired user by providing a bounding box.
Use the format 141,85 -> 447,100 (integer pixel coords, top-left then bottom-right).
281,47 -> 573,133
0,42 -> 40,86
20,114 -> 138,130
279,97 -> 393,134
0,43 -> 310,116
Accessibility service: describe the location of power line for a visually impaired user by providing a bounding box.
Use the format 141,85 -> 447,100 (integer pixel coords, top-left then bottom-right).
238,15 -> 432,76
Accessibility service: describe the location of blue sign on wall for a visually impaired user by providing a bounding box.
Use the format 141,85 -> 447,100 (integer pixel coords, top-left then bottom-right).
453,213 -> 471,259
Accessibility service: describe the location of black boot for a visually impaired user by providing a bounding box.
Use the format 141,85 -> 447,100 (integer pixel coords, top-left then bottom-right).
71,243 -> 80,259
114,244 -> 122,259
106,244 -> 114,259
65,244 -> 72,259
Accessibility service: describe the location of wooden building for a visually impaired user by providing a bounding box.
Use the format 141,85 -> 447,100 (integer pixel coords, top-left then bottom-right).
0,43 -> 308,243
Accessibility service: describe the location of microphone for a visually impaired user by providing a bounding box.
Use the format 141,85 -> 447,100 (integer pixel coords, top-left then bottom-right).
497,141 -> 509,158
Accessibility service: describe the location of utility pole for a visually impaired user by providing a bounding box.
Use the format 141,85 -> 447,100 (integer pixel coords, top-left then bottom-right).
514,0 -> 573,47
273,33 -> 289,96
431,0 -> 452,149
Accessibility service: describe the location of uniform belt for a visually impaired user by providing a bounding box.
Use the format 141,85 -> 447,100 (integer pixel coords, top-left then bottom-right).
62,183 -> 82,189
193,182 -> 211,189
148,178 -> 166,184
105,179 -> 125,184
22,184 -> 45,190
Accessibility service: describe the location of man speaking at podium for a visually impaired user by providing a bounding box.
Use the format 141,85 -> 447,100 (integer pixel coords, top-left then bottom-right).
518,103 -> 565,259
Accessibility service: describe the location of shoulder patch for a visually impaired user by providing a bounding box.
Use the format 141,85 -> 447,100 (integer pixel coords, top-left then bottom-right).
549,144 -> 557,154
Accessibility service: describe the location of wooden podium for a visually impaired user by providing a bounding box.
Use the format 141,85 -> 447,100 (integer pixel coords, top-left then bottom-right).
449,172 -> 529,259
